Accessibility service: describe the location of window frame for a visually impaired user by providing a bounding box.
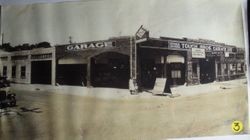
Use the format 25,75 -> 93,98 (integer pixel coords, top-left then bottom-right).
2,66 -> 7,77
12,65 -> 16,78
20,66 -> 26,79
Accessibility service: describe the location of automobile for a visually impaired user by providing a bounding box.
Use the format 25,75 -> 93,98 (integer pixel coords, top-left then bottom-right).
0,90 -> 16,108
0,76 -> 10,88
0,76 -> 16,109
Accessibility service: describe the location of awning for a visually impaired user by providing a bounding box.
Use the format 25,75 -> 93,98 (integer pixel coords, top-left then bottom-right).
58,56 -> 87,64
167,55 -> 185,63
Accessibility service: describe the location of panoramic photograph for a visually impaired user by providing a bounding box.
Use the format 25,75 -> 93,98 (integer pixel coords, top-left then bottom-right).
0,0 -> 248,140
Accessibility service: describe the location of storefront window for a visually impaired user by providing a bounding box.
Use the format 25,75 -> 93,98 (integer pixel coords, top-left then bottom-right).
217,63 -> 221,75
237,63 -> 244,73
230,64 -> 236,75
224,64 -> 228,75
12,66 -> 16,78
21,66 -> 26,79
171,70 -> 181,78
3,66 -> 7,77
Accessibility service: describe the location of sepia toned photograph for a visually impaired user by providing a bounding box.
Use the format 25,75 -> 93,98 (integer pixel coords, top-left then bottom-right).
0,0 -> 249,140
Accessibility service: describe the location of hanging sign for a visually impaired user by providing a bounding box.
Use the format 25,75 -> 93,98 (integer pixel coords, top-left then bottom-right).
135,25 -> 149,43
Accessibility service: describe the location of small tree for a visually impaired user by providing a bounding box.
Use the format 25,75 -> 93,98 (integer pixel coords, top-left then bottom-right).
1,43 -> 14,52
37,42 -> 51,48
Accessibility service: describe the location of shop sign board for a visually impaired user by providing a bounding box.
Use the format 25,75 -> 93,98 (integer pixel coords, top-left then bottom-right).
168,41 -> 230,52
191,48 -> 205,58
206,51 -> 224,57
65,41 -> 115,51
135,25 -> 149,43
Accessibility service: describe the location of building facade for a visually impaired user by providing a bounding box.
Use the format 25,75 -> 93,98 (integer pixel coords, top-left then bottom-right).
0,36 -> 246,91
0,47 -> 56,85
138,37 -> 245,89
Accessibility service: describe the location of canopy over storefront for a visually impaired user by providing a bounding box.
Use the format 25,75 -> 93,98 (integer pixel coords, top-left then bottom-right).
166,54 -> 185,63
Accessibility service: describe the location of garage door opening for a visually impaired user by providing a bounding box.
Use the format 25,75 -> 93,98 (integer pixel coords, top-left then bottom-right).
200,58 -> 215,84
31,61 -> 52,84
91,52 -> 129,89
56,64 -> 87,86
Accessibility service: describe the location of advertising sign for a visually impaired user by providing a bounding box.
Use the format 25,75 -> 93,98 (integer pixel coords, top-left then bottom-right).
191,48 -> 205,58
65,41 -> 115,51
135,25 -> 149,43
168,41 -> 231,52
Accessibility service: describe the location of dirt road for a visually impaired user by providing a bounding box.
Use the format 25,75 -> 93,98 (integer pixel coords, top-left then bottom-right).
0,81 -> 248,140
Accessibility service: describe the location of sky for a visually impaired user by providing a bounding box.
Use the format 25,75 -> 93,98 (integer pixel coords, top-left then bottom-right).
0,0 -> 79,5
1,0 -> 246,48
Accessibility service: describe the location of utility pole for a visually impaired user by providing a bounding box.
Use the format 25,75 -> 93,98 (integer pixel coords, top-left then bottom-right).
0,5 -> 2,45
129,25 -> 149,94
0,6 -> 3,45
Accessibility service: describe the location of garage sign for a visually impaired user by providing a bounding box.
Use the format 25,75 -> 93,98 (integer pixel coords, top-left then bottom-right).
66,41 -> 115,51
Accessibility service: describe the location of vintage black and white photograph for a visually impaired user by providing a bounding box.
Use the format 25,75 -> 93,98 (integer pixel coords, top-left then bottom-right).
0,0 -> 249,140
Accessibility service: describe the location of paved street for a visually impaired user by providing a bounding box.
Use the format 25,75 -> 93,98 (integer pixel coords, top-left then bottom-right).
0,79 -> 248,140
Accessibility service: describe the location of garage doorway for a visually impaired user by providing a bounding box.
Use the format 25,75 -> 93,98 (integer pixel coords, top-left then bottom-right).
56,64 -> 87,86
31,61 -> 52,84
200,58 -> 215,84
91,52 -> 129,88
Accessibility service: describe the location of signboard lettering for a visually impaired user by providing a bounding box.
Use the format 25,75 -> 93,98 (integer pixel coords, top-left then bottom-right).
66,41 -> 114,51
135,25 -> 149,43
136,28 -> 146,38
192,48 -> 205,58
200,45 -> 212,51
181,43 -> 198,49
168,42 -> 181,49
169,41 -> 232,52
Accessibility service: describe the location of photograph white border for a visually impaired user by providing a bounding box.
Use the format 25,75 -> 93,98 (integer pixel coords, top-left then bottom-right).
0,0 -> 249,139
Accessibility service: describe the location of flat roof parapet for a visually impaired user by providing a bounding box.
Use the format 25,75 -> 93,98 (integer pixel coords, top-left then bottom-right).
159,36 -> 241,49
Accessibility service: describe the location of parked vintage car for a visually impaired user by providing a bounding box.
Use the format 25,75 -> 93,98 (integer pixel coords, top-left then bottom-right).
0,91 -> 16,108
0,76 -> 10,88
0,76 -> 16,109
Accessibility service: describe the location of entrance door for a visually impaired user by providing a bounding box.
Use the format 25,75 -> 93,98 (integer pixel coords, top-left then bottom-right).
31,61 -> 52,84
199,59 -> 215,84
140,59 -> 157,89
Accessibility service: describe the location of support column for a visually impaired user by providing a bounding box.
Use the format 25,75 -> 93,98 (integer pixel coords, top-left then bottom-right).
86,57 -> 91,87
235,63 -> 238,75
215,62 -> 218,81
227,63 -> 230,80
27,55 -> 31,84
51,49 -> 56,86
129,37 -> 138,94
162,56 -> 166,78
186,50 -> 192,85
221,63 -> 224,81
197,62 -> 200,84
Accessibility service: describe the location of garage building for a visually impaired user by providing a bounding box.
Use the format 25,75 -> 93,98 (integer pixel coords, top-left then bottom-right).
0,35 -> 246,91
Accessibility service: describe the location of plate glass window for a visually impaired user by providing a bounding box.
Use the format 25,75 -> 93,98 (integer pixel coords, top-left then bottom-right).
12,66 -> 16,78
3,66 -> 7,77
